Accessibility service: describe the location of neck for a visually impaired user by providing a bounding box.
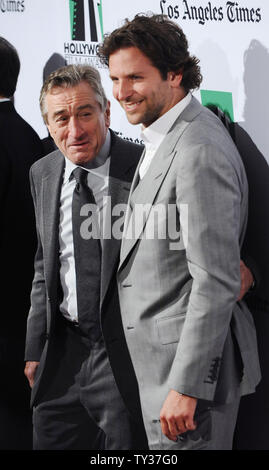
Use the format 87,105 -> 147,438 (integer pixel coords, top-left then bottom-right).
171,87 -> 187,107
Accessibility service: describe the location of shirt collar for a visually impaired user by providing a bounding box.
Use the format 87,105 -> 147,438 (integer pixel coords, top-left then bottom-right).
63,130 -> 111,183
141,92 -> 192,149
0,98 -> 11,103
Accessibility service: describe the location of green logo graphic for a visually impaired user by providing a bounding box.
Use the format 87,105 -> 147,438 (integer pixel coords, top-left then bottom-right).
69,0 -> 103,42
200,89 -> 234,122
97,0 -> 104,39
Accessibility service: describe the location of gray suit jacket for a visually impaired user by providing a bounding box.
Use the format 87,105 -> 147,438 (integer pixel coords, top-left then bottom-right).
117,97 -> 261,443
24,131 -> 145,429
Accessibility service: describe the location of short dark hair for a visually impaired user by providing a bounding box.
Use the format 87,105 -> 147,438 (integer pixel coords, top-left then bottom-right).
98,13 -> 202,92
0,37 -> 20,97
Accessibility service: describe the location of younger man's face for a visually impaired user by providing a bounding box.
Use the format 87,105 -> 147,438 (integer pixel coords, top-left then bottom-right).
109,46 -> 177,128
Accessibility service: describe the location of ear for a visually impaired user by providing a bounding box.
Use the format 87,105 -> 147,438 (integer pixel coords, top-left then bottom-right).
104,100 -> 111,128
46,121 -> 53,137
168,70 -> 183,88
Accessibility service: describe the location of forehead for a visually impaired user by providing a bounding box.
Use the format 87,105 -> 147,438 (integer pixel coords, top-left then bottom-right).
45,81 -> 99,112
109,46 -> 157,76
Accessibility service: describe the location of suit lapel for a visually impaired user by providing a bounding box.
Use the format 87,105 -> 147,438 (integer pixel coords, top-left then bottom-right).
122,147 -> 146,234
100,132 -> 140,306
119,97 -> 203,269
100,178 -> 131,305
119,145 -> 177,268
41,154 -> 64,299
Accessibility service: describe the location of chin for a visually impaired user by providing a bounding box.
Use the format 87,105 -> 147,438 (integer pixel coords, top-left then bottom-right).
126,114 -> 143,126
67,153 -> 90,165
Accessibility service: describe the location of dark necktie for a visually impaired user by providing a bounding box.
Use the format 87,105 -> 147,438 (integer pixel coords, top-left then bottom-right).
72,167 -> 102,340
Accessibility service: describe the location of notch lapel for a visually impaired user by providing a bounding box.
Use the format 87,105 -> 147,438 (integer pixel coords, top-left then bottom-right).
41,154 -> 64,300
100,132 -> 142,306
119,146 -> 177,269
119,97 -> 203,270
100,177 -> 131,305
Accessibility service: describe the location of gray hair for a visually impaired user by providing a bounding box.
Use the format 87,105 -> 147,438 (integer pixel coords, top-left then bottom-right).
40,64 -> 107,123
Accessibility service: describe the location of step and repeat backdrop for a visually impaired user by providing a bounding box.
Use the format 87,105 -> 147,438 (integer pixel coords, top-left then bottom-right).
0,0 -> 268,162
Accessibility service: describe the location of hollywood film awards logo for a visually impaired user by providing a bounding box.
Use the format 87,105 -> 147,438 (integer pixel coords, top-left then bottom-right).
64,0 -> 104,68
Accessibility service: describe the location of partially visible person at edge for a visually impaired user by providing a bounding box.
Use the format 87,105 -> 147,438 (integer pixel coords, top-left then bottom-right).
0,37 -> 43,449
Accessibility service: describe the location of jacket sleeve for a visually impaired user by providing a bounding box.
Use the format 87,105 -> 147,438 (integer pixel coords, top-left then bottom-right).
24,166 -> 47,361
167,137 -> 244,401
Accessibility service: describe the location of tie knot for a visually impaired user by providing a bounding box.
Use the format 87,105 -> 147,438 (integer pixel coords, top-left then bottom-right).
73,167 -> 88,185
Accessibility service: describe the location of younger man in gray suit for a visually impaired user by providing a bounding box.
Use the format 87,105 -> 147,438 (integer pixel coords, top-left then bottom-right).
99,14 -> 261,450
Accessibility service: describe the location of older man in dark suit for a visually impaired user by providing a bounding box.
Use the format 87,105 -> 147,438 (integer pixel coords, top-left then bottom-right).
24,64 -> 148,450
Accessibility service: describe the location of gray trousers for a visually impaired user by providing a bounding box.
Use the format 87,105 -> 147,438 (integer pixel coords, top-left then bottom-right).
33,319 -> 135,450
150,394 -> 241,450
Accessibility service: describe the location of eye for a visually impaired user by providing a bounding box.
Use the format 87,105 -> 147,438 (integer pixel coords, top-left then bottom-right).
56,115 -> 68,123
79,111 -> 92,119
130,75 -> 143,81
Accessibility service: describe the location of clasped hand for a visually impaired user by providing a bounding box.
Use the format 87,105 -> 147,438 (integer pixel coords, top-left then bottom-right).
160,389 -> 197,441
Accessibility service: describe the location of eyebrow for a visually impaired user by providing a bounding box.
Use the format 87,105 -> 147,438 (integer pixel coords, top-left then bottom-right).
51,104 -> 95,120
109,72 -> 144,80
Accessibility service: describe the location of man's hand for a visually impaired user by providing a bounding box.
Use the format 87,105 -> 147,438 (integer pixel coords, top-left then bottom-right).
238,260 -> 254,300
160,389 -> 197,441
24,361 -> 40,388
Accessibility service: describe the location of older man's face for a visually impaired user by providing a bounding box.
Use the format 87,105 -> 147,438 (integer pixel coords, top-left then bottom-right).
46,81 -> 110,164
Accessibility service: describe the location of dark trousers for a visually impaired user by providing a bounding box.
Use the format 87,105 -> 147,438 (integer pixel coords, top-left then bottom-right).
233,305 -> 269,449
0,337 -> 32,449
33,319 -> 137,450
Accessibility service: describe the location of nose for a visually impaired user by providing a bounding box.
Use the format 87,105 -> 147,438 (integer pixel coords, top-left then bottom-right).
114,79 -> 133,102
68,117 -> 85,139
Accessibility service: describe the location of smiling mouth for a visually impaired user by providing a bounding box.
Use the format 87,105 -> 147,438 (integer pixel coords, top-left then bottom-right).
122,100 -> 144,112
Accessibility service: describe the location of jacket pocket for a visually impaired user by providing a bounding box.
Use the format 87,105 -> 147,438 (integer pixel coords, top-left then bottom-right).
156,312 -> 185,345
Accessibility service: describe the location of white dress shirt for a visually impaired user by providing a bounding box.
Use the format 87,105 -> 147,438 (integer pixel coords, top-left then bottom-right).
139,93 -> 192,179
59,130 -> 111,322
